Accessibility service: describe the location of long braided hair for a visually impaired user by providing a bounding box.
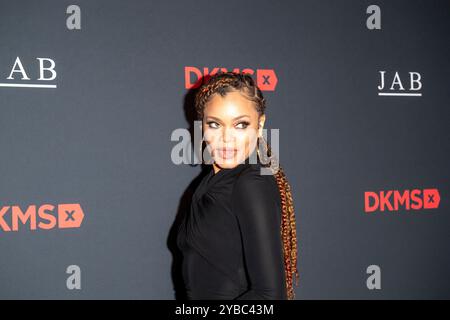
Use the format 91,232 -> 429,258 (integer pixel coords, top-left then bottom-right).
194,71 -> 299,299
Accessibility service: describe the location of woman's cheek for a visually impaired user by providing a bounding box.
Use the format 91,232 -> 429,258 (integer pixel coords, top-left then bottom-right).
203,129 -> 219,147
234,132 -> 254,161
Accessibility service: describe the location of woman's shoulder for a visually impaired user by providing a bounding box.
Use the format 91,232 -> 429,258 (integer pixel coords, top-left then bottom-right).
232,163 -> 278,198
230,162 -> 281,221
237,162 -> 277,179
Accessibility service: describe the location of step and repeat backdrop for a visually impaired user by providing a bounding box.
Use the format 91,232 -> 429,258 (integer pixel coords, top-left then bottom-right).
0,0 -> 449,299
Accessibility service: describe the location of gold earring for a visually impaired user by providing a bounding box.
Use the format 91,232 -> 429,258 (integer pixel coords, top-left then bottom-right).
257,135 -> 268,164
257,136 -> 266,163
256,136 -> 260,159
258,135 -> 279,174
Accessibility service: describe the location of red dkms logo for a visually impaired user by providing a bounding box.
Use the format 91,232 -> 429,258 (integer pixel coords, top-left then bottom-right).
364,188 -> 440,213
0,203 -> 85,232
185,66 -> 278,91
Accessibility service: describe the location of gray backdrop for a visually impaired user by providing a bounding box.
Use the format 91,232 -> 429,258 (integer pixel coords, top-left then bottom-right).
0,0 -> 449,299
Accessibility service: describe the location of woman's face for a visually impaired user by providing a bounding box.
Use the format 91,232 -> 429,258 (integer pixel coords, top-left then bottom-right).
202,90 -> 265,171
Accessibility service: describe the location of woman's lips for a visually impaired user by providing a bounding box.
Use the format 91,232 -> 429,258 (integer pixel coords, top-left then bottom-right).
216,148 -> 237,160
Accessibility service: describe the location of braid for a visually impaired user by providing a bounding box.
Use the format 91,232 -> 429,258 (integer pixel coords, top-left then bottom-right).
194,71 -> 299,299
262,139 -> 299,300
194,72 -> 266,120
277,167 -> 299,299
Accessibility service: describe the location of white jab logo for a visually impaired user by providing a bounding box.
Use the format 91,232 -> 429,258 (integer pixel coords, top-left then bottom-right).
366,265 -> 381,290
0,56 -> 57,89
378,71 -> 422,97
66,265 -> 81,290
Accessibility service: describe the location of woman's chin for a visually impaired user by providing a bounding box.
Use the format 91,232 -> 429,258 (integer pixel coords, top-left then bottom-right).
214,156 -> 250,168
214,161 -> 235,168
214,157 -> 240,168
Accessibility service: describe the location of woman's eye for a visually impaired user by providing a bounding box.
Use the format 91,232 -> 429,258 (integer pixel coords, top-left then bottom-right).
206,121 -> 249,129
206,121 -> 220,129
236,121 -> 250,129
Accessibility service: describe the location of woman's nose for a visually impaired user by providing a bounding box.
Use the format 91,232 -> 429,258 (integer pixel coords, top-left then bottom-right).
221,127 -> 235,143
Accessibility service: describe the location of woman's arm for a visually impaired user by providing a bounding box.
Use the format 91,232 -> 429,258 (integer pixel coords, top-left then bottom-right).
231,168 -> 287,300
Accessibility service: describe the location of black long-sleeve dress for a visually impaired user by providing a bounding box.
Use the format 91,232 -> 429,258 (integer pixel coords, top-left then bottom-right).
177,152 -> 287,300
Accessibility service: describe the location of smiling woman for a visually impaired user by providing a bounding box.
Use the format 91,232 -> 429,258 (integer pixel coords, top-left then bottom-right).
177,71 -> 299,300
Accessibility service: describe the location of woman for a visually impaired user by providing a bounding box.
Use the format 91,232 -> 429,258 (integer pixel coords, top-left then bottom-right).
177,71 -> 299,300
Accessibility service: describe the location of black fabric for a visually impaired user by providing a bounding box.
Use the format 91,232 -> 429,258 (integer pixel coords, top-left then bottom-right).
177,153 -> 287,300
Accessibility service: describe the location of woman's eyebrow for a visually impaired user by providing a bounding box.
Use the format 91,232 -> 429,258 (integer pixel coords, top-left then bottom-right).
206,115 -> 250,121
